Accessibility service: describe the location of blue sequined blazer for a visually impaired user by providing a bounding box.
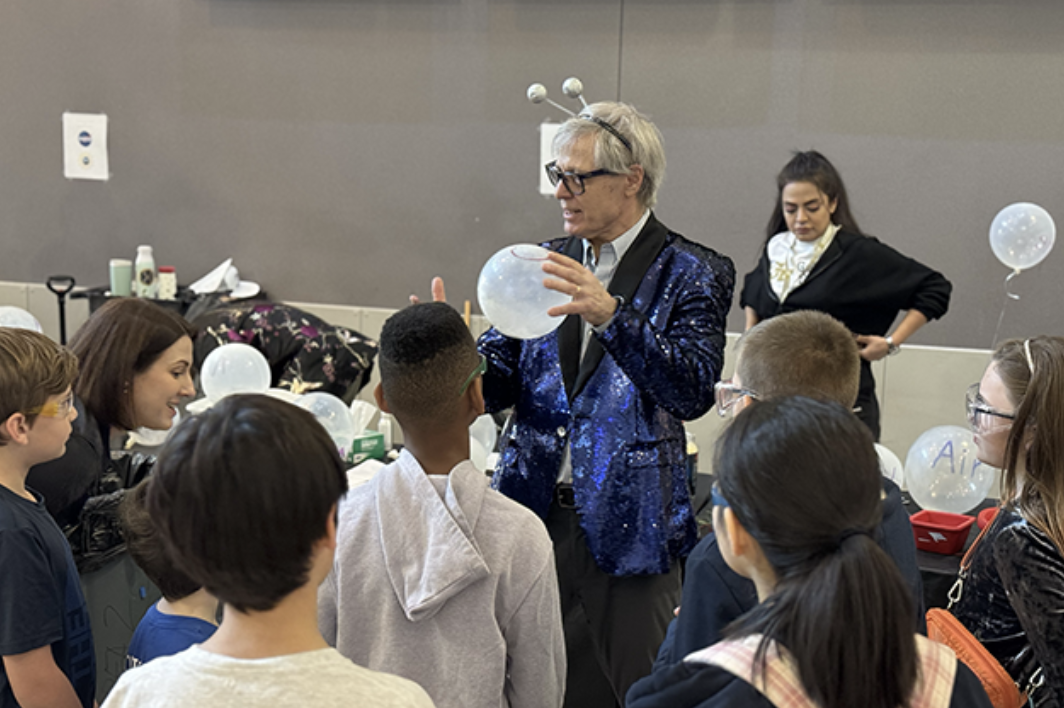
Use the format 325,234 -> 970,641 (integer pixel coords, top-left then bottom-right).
479,214 -> 735,576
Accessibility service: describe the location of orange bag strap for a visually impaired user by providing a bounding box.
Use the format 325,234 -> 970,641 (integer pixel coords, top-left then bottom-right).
947,507 -> 999,610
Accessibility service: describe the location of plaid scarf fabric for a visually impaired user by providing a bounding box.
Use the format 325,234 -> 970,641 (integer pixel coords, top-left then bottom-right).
686,633 -> 956,708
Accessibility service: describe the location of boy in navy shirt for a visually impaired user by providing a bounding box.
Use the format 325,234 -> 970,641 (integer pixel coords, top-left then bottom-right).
119,480 -> 218,668
0,328 -> 95,708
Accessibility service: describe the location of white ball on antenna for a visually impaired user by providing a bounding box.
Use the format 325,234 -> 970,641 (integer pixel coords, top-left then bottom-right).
526,83 -> 547,103
562,77 -> 584,98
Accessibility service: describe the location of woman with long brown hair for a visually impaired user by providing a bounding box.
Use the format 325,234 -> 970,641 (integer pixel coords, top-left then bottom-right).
953,336 -> 1064,706
27,298 -> 196,568
740,151 -> 951,439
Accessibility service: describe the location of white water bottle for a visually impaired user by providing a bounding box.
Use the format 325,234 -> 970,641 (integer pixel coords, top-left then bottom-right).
134,245 -> 158,298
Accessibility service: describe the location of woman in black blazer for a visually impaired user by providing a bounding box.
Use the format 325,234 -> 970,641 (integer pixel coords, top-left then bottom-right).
740,151 -> 951,439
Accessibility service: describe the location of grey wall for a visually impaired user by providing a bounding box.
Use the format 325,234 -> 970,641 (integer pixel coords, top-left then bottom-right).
2,0 -> 1062,347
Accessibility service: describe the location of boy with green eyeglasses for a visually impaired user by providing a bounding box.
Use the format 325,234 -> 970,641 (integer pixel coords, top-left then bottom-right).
319,303 -> 565,708
0,328 -> 95,708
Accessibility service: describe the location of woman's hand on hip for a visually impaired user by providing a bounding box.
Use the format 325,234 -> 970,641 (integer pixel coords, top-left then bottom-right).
856,334 -> 890,361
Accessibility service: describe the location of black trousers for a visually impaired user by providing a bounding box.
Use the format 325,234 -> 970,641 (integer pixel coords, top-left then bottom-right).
547,501 -> 682,708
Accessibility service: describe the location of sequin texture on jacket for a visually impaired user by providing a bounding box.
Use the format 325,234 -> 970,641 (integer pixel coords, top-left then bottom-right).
479,214 -> 735,576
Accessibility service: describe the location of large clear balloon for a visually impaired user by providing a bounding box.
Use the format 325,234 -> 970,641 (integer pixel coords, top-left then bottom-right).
469,414 -> 497,453
298,392 -> 357,454
200,343 -> 272,400
477,244 -> 571,340
875,443 -> 904,487
0,306 -> 43,332
989,202 -> 1056,271
905,425 -> 997,514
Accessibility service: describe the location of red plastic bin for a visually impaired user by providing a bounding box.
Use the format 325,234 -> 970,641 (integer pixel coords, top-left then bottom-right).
910,510 -> 975,555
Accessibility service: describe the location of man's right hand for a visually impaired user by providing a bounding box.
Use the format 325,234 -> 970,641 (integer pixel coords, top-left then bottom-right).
409,277 -> 447,305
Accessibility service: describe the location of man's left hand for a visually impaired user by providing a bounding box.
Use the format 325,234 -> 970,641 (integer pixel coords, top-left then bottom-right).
541,252 -> 618,328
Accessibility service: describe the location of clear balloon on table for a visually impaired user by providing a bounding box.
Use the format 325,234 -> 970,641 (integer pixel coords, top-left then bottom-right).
875,443 -> 904,487
298,392 -> 357,454
905,425 -> 997,514
477,244 -> 571,340
0,306 -> 43,332
200,343 -> 272,401
989,202 -> 1056,271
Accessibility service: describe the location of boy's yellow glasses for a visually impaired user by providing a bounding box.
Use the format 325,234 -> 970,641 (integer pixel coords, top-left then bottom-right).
27,392 -> 75,418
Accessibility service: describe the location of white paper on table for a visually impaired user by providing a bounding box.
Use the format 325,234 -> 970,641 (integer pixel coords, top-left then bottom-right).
63,113 -> 109,181
538,121 -> 561,196
189,259 -> 233,294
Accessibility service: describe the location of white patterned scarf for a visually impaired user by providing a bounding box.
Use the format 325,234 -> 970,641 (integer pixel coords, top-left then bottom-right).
767,223 -> 839,303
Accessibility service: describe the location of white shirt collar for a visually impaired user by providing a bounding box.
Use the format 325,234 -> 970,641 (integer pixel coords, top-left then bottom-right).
582,209 -> 650,269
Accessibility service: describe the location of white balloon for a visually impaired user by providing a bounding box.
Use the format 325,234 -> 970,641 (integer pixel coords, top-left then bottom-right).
264,387 -> 301,404
299,392 -> 357,454
477,244 -> 571,340
200,343 -> 271,400
186,398 -> 213,415
469,436 -> 489,473
905,425 -> 997,514
469,414 -> 497,453
989,202 -> 1056,271
0,306 -> 42,332
875,443 -> 904,487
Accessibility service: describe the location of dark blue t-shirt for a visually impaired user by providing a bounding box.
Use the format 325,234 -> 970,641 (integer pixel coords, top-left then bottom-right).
126,602 -> 216,668
0,484 -> 95,708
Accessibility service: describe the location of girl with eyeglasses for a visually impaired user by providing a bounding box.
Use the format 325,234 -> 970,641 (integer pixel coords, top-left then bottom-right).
628,396 -> 990,708
950,336 -> 1064,706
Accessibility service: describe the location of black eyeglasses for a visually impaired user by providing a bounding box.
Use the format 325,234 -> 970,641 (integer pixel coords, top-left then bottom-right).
965,383 -> 1014,432
544,161 -> 617,196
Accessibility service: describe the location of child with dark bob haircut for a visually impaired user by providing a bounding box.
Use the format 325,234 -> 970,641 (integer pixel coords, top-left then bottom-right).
103,395 -> 433,708
119,480 -> 218,668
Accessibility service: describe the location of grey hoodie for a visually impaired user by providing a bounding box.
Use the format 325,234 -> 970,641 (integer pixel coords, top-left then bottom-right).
319,450 -> 565,708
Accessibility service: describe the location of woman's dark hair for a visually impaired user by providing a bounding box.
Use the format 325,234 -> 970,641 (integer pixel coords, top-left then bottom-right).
992,336 -> 1064,554
764,151 -> 864,243
716,396 -> 917,708
70,298 -> 196,430
146,394 -> 348,613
